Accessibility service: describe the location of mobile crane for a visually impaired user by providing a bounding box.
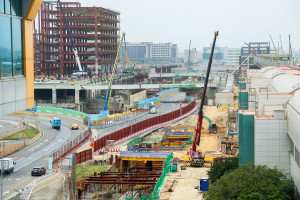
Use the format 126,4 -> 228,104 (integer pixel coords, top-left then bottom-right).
187,31 -> 219,167
57,0 -> 86,76
100,32 -> 126,115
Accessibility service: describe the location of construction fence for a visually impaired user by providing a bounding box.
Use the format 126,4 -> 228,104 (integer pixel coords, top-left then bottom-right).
93,100 -> 197,153
76,149 -> 93,165
74,100 -> 196,165
52,129 -> 92,165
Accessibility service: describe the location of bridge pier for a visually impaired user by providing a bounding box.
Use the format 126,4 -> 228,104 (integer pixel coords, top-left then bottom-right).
52,88 -> 57,104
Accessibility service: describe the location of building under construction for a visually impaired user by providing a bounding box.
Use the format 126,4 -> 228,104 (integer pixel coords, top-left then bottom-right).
34,1 -> 120,76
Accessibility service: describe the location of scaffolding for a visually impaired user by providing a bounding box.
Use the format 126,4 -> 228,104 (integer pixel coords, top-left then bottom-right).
34,1 -> 120,76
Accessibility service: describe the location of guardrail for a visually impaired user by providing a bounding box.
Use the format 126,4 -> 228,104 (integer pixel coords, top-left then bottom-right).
75,100 -> 196,165
93,100 -> 197,153
52,129 -> 91,165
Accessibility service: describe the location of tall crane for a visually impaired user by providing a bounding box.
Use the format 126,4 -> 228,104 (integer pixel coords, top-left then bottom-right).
188,31 -> 219,167
101,32 -> 126,114
57,0 -> 83,73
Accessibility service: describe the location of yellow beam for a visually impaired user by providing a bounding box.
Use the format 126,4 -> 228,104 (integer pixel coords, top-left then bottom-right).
25,0 -> 43,20
23,20 -> 34,109
121,157 -> 165,162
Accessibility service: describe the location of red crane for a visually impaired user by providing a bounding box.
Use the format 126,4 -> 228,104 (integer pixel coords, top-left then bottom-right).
188,31 -> 219,167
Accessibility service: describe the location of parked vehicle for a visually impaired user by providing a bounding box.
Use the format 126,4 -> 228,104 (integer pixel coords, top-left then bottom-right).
149,107 -> 157,114
50,117 -> 61,129
0,158 -> 16,174
31,166 -> 46,176
71,123 -> 78,130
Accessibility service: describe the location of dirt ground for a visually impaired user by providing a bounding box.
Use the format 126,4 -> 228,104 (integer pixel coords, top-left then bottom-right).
158,105 -> 228,200
93,105 -> 229,200
160,167 -> 209,200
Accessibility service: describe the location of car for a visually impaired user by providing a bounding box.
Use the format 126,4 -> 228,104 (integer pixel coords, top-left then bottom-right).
31,167 -> 46,176
71,123 -> 79,130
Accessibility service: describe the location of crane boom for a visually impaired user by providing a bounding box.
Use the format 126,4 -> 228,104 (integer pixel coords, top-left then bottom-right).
57,0 -> 83,72
190,32 -> 218,160
101,33 -> 125,112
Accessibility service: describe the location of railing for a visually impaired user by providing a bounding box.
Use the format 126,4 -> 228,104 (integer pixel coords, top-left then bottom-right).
52,129 -> 91,165
93,100 -> 197,152
76,149 -> 93,165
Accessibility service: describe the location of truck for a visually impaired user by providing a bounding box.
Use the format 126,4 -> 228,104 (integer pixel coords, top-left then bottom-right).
50,117 -> 61,129
0,158 -> 16,174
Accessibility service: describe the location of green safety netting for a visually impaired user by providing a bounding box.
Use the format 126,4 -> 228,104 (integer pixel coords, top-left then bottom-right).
36,106 -> 88,119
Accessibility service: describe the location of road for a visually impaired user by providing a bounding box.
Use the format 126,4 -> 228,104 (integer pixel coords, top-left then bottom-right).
0,116 -> 83,196
1,93 -> 187,197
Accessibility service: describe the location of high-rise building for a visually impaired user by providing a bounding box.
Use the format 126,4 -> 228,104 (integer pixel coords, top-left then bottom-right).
0,0 -> 41,115
121,42 -> 178,64
202,46 -> 225,65
226,48 -> 241,66
121,42 -> 150,64
34,1 -> 120,76
184,48 -> 199,64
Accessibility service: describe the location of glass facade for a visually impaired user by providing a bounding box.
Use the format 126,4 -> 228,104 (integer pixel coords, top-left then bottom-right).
0,0 -> 23,78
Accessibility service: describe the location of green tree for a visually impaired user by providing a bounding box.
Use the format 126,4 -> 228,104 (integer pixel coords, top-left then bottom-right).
207,156 -> 239,184
204,164 -> 294,200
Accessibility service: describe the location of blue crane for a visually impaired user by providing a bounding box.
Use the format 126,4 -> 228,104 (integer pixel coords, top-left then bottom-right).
100,33 -> 126,115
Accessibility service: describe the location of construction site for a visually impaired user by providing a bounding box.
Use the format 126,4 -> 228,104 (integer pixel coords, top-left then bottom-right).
34,1 -> 120,76
66,32 -> 239,200
73,100 -> 238,199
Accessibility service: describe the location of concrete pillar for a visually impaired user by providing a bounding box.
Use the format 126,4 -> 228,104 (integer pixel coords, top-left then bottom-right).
172,77 -> 175,84
52,88 -> 57,104
63,90 -> 67,99
75,89 -> 80,104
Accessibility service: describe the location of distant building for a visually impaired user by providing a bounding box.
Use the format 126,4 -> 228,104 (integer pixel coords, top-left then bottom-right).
202,46 -> 225,65
225,48 -> 241,66
184,48 -> 199,64
34,2 -> 120,76
121,42 -> 178,64
121,42 -> 149,64
241,42 -> 270,68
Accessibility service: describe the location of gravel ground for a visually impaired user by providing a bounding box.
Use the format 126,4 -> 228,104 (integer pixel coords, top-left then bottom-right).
160,92 -> 186,103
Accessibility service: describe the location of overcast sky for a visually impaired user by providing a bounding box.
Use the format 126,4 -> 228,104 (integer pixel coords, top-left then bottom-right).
76,0 -> 300,52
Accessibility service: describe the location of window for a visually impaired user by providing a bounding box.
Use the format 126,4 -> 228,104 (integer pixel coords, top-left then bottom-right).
11,0 -> 22,16
12,18 -> 22,76
0,0 -> 4,13
0,16 -> 12,77
4,0 -> 10,14
0,15 -> 23,78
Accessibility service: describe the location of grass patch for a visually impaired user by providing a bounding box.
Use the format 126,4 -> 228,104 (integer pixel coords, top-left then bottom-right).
76,165 -> 106,181
2,127 -> 39,140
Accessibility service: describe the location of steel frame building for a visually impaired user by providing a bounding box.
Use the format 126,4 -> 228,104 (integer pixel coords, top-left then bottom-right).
34,1 -> 120,76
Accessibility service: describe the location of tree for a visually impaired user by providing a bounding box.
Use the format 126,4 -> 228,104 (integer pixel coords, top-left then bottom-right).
207,156 -> 238,184
204,164 -> 294,200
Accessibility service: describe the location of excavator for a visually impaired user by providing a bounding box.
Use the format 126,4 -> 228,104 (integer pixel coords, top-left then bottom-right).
187,31 -> 219,167
122,33 -> 132,66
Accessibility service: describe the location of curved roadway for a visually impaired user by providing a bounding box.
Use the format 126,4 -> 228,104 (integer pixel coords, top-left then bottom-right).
0,116 -> 82,194
1,92 -> 189,195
